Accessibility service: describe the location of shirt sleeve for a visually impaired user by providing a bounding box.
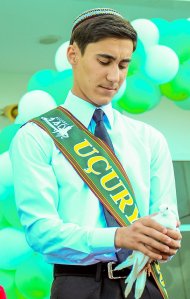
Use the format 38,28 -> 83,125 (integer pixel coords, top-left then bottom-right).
147,129 -> 179,262
149,129 -> 179,219
10,123 -> 117,264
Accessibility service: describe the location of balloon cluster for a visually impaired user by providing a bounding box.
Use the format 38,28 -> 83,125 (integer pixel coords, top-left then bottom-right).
0,140 -> 52,297
117,18 -> 190,113
11,18 -> 190,121
0,18 -> 190,299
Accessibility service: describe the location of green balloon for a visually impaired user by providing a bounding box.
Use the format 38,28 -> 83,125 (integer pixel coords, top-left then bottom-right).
15,287 -> 28,299
0,269 -> 16,298
0,201 -> 10,229
2,192 -> 22,229
15,254 -> 53,299
0,277 -> 28,299
0,124 -> 21,154
160,60 -> 190,101
117,74 -> 161,114
128,39 -> 146,76
0,270 -> 27,299
151,18 -> 170,37
0,214 -> 10,229
159,19 -> 190,63
27,69 -> 73,105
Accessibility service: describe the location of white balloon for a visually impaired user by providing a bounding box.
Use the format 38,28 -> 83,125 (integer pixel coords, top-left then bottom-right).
131,19 -> 159,50
0,151 -> 13,188
145,45 -> 179,84
18,90 -> 57,123
55,41 -> 72,71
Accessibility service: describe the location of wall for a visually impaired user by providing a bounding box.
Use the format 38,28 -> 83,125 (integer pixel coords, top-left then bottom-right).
126,97 -> 190,161
0,72 -> 31,129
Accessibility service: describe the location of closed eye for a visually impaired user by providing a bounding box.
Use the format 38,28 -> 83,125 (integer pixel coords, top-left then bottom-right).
98,57 -> 130,70
119,64 -> 129,70
99,60 -> 110,65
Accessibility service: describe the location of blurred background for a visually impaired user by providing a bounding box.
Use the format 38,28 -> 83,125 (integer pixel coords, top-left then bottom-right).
0,0 -> 190,298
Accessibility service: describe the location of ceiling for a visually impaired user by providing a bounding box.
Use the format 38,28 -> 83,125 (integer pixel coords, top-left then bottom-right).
0,0 -> 190,74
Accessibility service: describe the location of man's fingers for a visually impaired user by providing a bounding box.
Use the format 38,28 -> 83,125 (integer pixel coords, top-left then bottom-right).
140,227 -> 181,252
146,245 -> 178,260
167,228 -> 182,241
140,217 -> 167,234
138,243 -> 163,260
136,225 -> 171,246
137,234 -> 170,253
146,245 -> 168,261
115,216 -> 182,258
136,218 -> 182,248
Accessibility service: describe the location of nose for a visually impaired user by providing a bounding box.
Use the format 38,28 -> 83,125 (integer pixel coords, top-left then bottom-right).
106,65 -> 120,84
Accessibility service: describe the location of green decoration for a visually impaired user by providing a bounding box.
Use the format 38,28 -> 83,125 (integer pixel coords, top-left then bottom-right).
0,228 -> 32,270
0,213 -> 10,230
0,269 -> 16,299
0,200 -> 10,229
160,60 -> 190,101
27,69 -> 73,105
0,270 -> 27,299
0,124 -> 21,154
159,19 -> 190,63
15,254 -> 53,299
151,18 -> 170,37
112,79 -> 126,102
116,74 -> 161,114
2,192 -> 22,229
15,289 -> 28,299
128,39 -> 146,76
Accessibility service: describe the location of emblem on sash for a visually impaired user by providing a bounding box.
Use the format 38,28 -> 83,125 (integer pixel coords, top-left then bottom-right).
41,116 -> 73,139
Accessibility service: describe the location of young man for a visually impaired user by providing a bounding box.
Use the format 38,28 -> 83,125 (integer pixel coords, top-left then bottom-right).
10,8 -> 181,299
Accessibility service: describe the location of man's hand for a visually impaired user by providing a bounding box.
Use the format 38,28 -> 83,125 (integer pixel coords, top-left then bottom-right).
114,215 -> 182,260
145,228 -> 182,261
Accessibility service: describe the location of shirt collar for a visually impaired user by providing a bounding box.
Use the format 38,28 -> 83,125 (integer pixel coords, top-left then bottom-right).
62,91 -> 114,129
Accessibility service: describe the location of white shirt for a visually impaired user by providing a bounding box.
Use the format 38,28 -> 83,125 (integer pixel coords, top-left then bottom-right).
10,91 -> 178,265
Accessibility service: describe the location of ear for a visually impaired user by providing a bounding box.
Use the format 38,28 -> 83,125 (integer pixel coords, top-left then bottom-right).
67,43 -> 79,65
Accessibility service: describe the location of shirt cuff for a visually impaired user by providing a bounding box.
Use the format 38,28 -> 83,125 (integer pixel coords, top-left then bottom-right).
89,227 -> 118,254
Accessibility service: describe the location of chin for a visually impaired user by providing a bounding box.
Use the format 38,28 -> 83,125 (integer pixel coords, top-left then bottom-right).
94,97 -> 112,107
95,101 -> 111,107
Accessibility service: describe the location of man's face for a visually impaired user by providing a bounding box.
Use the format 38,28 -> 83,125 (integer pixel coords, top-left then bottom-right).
68,37 -> 134,106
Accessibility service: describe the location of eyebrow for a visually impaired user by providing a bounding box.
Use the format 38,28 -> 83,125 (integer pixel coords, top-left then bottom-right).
96,54 -> 131,63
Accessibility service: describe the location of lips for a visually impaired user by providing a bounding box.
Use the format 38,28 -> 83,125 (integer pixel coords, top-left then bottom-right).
99,85 -> 117,92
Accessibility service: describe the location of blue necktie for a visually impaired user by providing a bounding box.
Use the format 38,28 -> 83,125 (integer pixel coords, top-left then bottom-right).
93,109 -> 114,153
93,109 -> 131,262
93,108 -> 118,228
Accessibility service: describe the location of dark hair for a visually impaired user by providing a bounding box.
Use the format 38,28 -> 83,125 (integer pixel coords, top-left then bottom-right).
70,15 -> 137,55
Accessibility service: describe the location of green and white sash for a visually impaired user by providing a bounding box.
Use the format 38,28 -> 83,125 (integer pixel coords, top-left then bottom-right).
31,106 -> 168,299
